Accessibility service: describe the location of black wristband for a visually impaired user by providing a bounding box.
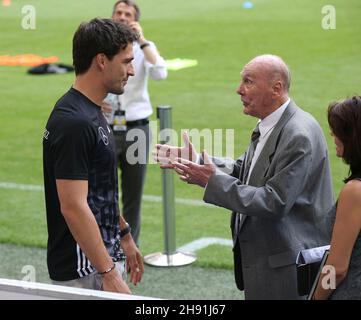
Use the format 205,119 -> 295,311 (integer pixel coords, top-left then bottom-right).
140,42 -> 150,49
120,222 -> 131,238
98,263 -> 116,275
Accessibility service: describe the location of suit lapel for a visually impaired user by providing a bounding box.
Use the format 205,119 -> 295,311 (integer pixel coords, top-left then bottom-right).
239,101 -> 298,229
248,101 -> 298,186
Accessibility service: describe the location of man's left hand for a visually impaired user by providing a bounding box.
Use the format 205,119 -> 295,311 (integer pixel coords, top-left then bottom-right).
172,150 -> 216,188
120,234 -> 144,285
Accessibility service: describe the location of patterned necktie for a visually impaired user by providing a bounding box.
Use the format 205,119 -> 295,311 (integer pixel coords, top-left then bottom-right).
234,123 -> 261,241
242,123 -> 261,183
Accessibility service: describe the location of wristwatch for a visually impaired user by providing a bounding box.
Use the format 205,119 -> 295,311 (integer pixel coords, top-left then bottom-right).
140,42 -> 150,49
120,222 -> 131,239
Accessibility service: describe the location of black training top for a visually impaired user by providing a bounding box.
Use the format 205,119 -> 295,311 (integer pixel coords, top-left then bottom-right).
43,88 -> 123,281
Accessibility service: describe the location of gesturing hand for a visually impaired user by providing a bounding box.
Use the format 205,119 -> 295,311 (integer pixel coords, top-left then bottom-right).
172,150 -> 216,188
153,131 -> 198,169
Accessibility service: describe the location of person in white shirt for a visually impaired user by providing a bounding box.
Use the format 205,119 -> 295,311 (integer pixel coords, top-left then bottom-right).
102,0 -> 167,246
154,55 -> 335,299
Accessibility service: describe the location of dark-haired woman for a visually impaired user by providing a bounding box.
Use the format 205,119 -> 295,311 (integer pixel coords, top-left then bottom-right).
313,96 -> 361,300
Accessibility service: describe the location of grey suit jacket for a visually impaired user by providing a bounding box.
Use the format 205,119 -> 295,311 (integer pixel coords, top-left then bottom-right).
203,101 -> 335,300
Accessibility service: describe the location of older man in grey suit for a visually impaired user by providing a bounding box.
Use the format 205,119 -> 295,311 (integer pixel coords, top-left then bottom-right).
154,54 -> 335,300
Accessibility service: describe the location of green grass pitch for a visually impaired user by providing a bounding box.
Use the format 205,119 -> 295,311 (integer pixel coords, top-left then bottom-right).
0,0 -> 360,272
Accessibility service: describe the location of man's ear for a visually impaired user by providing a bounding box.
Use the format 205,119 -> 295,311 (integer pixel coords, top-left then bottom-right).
94,53 -> 106,71
272,80 -> 283,97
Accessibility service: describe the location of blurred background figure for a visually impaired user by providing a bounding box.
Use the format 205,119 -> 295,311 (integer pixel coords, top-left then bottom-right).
2,0 -> 11,7
102,0 -> 168,247
313,96 -> 361,300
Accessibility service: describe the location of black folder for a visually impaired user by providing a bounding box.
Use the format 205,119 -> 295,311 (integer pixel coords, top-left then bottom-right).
307,250 -> 330,300
296,245 -> 330,296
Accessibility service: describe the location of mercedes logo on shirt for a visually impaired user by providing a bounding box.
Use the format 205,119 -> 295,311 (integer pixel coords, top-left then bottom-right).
98,127 -> 109,146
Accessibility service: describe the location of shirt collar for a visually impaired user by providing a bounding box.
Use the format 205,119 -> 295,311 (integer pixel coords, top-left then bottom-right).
258,98 -> 290,137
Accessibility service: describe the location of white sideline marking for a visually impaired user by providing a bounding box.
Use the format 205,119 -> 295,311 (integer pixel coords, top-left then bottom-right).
0,182 -> 212,207
143,194 -> 213,207
0,182 -> 43,191
178,237 -> 232,253
0,182 -> 231,251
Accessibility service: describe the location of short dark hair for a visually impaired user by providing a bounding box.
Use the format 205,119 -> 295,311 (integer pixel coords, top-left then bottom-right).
112,0 -> 141,21
328,96 -> 361,182
72,18 -> 138,75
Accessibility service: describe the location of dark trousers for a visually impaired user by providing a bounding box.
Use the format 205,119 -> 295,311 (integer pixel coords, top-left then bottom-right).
113,123 -> 150,246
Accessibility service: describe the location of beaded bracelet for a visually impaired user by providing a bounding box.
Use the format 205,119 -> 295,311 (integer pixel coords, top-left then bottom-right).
98,263 -> 116,275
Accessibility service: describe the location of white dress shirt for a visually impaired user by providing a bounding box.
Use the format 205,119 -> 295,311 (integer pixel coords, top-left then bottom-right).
104,41 -> 167,123
246,98 -> 290,184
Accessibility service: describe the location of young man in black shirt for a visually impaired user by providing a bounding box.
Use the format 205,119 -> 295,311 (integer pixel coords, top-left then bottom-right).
43,18 -> 143,294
